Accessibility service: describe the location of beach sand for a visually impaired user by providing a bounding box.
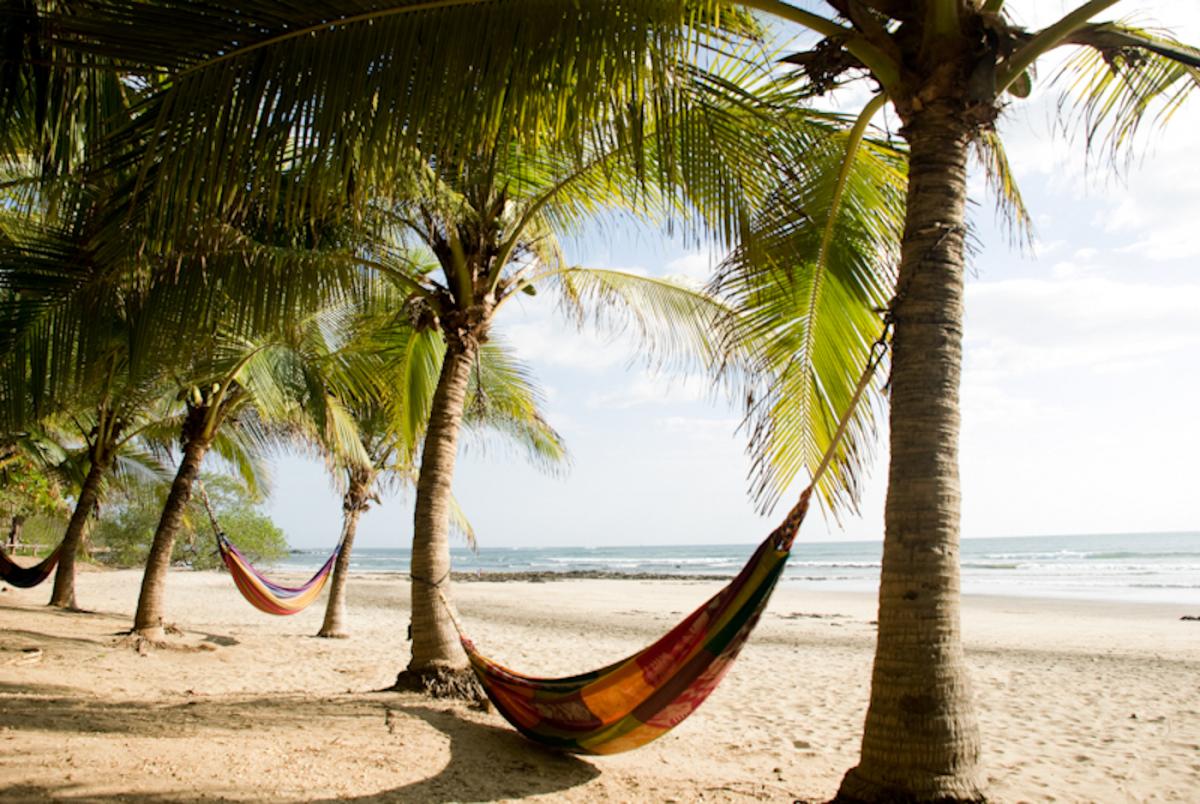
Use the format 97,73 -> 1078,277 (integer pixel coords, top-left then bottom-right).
1,566 -> 1197,802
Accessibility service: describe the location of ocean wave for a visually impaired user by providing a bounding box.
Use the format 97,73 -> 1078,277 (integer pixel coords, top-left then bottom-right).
1127,582 -> 1200,590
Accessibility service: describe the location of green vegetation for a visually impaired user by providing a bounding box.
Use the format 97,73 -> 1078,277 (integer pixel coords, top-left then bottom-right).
92,474 -> 285,571
0,2 -> 1196,799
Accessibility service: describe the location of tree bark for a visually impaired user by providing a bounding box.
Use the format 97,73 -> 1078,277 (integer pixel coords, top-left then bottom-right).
48,455 -> 110,609
395,327 -> 483,697
837,106 -> 984,802
317,471 -> 373,639
7,515 -> 24,549
131,419 -> 211,640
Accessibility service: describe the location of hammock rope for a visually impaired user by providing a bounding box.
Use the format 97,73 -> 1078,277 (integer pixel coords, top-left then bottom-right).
0,542 -> 62,588
437,314 -> 895,754
198,480 -> 342,616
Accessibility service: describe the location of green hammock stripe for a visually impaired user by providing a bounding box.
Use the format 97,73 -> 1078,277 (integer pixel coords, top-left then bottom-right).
462,535 -> 790,754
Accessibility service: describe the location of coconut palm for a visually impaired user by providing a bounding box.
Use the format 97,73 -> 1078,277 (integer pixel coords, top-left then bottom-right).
707,3 -> 1199,800
20,5 -> 1193,795
312,291 -> 568,639
0,236 -> 180,608
127,291 -> 383,641
3,2 -> 813,685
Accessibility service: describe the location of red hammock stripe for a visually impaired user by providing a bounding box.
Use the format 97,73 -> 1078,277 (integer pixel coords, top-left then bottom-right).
458,535 -> 789,754
218,535 -> 339,615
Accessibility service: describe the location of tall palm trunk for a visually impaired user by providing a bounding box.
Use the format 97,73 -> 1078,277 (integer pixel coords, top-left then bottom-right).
317,470 -> 373,638
7,515 -> 25,549
48,454 -> 110,609
396,323 -> 483,694
131,409 -> 212,640
838,107 -> 984,802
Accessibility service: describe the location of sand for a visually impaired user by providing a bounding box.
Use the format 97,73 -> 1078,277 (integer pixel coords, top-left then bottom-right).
1,566 -> 1197,802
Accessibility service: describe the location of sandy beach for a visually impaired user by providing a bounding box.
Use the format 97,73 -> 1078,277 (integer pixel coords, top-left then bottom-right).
1,567 -> 1197,802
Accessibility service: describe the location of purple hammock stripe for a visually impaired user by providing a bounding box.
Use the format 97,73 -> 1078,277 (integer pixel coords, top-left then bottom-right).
218,536 -> 340,598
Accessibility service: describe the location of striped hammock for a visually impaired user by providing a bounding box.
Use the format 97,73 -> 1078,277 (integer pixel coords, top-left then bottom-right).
448,490 -> 811,755
218,534 -> 340,615
0,543 -> 62,588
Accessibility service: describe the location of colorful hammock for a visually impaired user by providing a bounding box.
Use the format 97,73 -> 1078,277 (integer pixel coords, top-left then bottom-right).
453,524 -> 797,754
217,534 -> 340,616
0,543 -> 62,588
440,311 -> 892,754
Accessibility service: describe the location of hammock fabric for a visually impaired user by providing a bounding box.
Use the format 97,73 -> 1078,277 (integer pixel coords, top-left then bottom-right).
217,534 -> 340,616
0,544 -> 62,589
449,491 -> 811,755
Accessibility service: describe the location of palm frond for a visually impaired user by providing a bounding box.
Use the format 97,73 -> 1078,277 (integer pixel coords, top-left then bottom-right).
26,1 -> 757,239
973,128 -> 1033,248
1054,23 -> 1200,166
549,267 -> 747,388
463,338 -> 569,476
714,110 -> 906,513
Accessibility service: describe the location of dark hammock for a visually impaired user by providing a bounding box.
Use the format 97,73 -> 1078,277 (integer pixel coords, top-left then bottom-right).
444,489 -> 813,755
0,544 -> 62,588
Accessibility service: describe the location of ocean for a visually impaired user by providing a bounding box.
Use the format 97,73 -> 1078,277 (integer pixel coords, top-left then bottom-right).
275,530 -> 1200,606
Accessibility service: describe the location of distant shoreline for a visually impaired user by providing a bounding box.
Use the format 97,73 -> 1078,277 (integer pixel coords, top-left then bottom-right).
446,569 -> 731,583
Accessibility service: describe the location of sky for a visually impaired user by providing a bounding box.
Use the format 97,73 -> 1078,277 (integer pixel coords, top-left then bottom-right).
267,1 -> 1200,550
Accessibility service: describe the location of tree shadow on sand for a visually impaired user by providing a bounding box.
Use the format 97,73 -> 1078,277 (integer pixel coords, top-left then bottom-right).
0,682 -> 600,802
318,703 -> 601,802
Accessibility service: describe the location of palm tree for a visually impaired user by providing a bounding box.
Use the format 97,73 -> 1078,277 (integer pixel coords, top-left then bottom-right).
20,5 -> 1193,795
128,298 -> 377,641
710,3 -> 1199,800
3,2 -> 788,688
312,298 -> 567,639
8,0 -> 910,711
361,138 -> 747,692
129,357 -> 262,640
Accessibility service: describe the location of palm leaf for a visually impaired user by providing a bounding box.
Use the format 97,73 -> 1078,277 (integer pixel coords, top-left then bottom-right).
714,106 -> 906,512
1054,23 -> 1200,165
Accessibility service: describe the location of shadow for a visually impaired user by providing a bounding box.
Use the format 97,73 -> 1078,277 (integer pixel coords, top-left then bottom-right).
0,626 -> 112,651
0,679 -> 599,802
320,703 -> 600,803
0,784 -> 199,803
0,680 -> 381,737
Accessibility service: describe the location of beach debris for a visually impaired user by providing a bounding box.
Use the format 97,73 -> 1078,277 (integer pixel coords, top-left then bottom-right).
1181,615 -> 1198,621
3,647 -> 42,665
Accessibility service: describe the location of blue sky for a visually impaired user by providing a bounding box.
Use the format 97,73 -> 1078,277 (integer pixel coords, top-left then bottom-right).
268,1 -> 1200,549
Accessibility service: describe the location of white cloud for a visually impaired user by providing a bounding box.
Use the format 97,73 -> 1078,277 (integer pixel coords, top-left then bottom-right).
662,248 -> 725,284
586,371 -> 711,410
657,416 -> 743,447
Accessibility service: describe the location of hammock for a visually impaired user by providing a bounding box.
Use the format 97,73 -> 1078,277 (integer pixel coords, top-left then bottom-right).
197,480 -> 340,616
450,514 -> 801,754
438,313 -> 894,754
217,534 -> 340,615
0,543 -> 62,588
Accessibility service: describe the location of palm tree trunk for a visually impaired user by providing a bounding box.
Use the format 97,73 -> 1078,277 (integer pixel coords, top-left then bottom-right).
395,331 -> 481,697
48,455 -> 109,609
7,515 -> 25,549
317,472 -> 373,638
837,107 -> 984,802
131,422 -> 211,640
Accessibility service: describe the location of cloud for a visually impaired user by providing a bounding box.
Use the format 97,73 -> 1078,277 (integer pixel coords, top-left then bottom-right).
662,249 -> 724,284
657,416 -> 743,447
586,371 -> 712,410
505,317 -> 632,372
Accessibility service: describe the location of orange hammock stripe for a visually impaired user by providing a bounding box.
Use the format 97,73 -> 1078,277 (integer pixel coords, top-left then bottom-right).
457,535 -> 790,754
218,536 -> 338,615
